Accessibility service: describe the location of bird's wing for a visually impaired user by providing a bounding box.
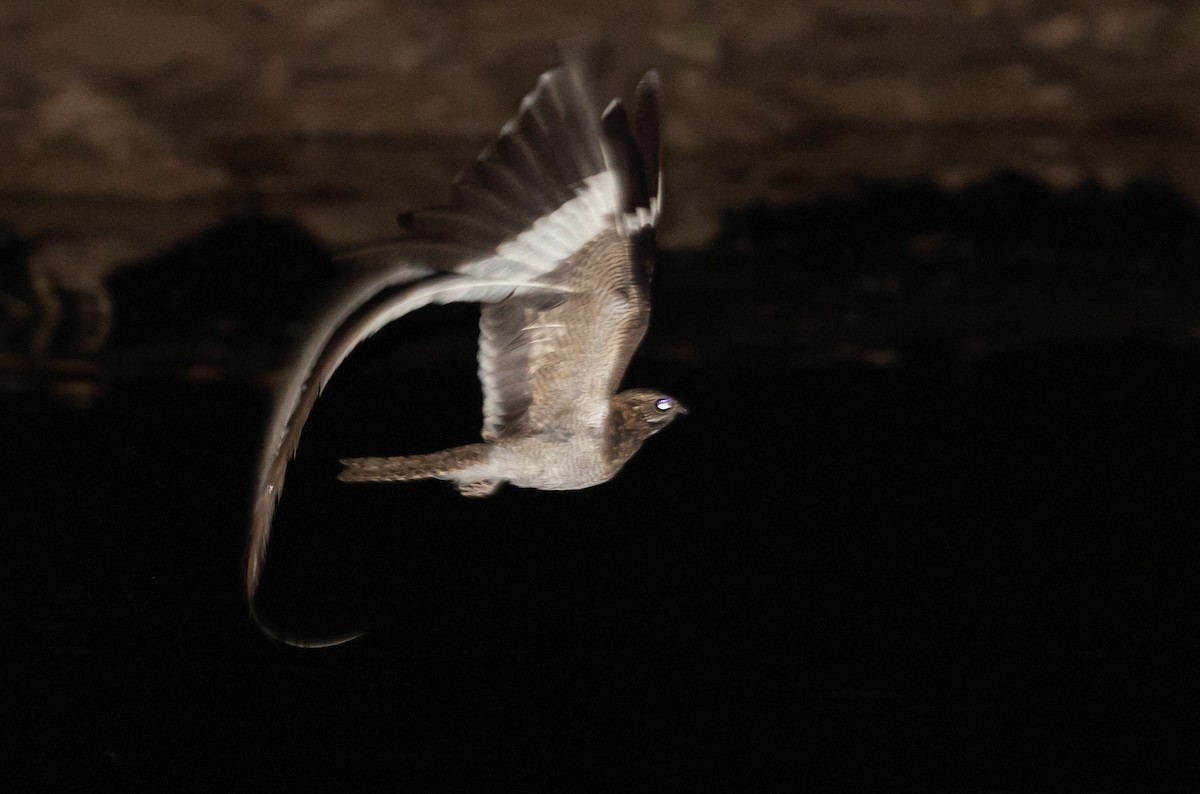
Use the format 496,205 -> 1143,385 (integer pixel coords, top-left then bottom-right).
476,65 -> 664,438
246,270 -> 566,628
339,44 -> 616,285
598,69 -> 663,393
245,45 -> 662,641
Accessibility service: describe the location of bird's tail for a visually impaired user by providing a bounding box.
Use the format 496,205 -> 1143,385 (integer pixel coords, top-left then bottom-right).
338,444 -> 490,483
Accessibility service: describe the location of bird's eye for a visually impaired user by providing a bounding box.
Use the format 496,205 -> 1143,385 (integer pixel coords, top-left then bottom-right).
654,397 -> 673,412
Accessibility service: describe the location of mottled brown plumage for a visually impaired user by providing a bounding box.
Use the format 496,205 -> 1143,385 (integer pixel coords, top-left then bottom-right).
245,44 -> 682,645
336,226 -> 685,495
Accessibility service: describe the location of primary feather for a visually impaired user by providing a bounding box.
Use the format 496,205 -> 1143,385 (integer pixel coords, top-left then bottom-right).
246,42 -> 666,645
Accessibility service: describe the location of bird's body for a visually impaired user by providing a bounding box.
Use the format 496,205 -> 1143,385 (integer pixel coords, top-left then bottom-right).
246,44 -> 683,643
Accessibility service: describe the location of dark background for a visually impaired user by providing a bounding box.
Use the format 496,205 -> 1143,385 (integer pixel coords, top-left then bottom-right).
3,2 -> 1200,790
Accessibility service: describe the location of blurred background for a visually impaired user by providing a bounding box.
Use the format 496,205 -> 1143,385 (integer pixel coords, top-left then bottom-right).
2,1 -> 1199,789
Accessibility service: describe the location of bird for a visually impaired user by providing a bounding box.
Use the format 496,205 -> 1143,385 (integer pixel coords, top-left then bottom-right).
245,43 -> 684,644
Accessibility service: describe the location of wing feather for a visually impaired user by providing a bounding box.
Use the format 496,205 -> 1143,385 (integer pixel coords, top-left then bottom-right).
477,58 -> 663,440
247,45 -> 665,643
633,69 -> 663,220
246,269 -> 568,626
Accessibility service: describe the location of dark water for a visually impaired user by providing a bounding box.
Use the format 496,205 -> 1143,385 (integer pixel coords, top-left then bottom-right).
3,176 -> 1199,789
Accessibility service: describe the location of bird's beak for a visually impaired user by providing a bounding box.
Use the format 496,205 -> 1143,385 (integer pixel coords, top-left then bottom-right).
677,403 -> 689,415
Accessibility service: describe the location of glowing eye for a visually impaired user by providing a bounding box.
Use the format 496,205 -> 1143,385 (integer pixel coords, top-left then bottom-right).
654,397 -> 673,412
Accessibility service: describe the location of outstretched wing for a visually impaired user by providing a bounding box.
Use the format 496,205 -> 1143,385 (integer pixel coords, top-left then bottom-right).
476,65 -> 664,439
246,268 -> 566,641
245,45 -> 663,643
341,45 -> 614,288
247,49 -> 603,626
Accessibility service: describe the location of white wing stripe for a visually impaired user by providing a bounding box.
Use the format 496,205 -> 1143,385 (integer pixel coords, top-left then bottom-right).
461,171 -> 618,280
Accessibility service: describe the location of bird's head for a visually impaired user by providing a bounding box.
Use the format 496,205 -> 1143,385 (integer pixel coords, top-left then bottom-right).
614,388 -> 688,438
